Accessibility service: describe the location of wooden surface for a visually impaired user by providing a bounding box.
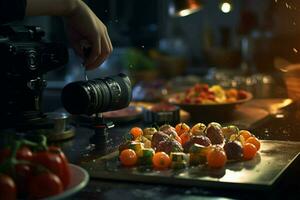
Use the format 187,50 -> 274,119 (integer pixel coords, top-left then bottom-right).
228,98 -> 293,129
81,140 -> 300,191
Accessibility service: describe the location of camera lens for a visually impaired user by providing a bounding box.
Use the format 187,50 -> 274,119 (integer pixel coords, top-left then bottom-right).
61,73 -> 132,115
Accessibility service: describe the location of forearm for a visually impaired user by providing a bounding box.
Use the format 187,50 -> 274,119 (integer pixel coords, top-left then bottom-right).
25,0 -> 79,17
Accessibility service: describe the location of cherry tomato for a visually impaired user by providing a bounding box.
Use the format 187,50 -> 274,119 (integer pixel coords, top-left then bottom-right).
16,146 -> 33,161
15,164 -> 33,195
0,146 -> 33,164
180,132 -> 191,146
48,146 -> 71,189
175,123 -> 190,136
239,130 -> 252,141
0,174 -> 16,200
206,147 -> 227,168
174,135 -> 182,145
152,152 -> 171,170
32,151 -> 65,188
28,172 -> 64,199
119,149 -> 137,167
246,137 -> 261,151
194,83 -> 202,93
238,90 -> 248,99
243,143 -> 257,160
130,127 -> 143,139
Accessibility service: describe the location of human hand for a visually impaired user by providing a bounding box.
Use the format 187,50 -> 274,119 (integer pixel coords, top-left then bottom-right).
64,0 -> 113,70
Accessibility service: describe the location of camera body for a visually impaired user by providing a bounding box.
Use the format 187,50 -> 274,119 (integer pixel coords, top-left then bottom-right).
0,25 -> 69,129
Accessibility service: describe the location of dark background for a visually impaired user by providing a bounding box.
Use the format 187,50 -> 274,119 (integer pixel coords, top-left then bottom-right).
19,0 -> 300,111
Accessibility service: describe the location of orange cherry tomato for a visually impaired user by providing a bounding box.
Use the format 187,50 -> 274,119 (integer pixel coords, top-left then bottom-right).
239,130 -> 252,141
130,127 -> 143,139
175,123 -> 190,136
206,147 -> 227,168
119,149 -> 137,167
246,137 -> 261,151
152,152 -> 171,170
180,132 -> 191,146
243,143 -> 257,160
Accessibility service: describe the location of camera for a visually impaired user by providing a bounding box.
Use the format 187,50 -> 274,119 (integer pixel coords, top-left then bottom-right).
0,25 -> 68,129
61,73 -> 132,116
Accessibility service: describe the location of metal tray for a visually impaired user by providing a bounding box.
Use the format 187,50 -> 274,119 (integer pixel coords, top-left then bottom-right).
81,140 -> 300,190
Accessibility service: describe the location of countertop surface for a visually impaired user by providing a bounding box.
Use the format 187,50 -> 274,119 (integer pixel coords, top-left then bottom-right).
57,98 -> 300,200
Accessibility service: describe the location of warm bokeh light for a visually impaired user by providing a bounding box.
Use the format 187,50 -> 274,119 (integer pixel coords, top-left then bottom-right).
178,8 -> 199,17
169,0 -> 202,17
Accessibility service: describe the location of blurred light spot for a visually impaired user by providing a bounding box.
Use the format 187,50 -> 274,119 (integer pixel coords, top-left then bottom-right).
293,48 -> 298,53
220,2 -> 232,13
178,9 -> 193,17
275,114 -> 285,118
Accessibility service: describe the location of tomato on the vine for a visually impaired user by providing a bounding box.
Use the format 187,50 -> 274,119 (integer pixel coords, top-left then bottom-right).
32,150 -> 66,188
16,146 -> 33,161
0,174 -> 16,200
0,146 -> 33,164
28,172 -> 64,199
48,146 -> 71,188
15,164 -> 33,195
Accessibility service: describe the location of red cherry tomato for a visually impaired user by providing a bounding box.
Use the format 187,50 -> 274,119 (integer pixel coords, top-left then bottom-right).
28,172 -> 64,199
0,146 -> 33,164
16,146 -> 33,161
48,146 -> 71,188
15,164 -> 33,195
0,174 -> 16,200
32,151 -> 66,188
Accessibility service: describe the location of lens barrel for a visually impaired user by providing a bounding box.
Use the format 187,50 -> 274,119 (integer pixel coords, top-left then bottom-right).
61,73 -> 132,115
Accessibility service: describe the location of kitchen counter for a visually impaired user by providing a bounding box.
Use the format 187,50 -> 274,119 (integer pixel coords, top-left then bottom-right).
58,99 -> 300,200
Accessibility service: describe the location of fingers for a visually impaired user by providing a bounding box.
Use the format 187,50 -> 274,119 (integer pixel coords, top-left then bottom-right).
84,36 -> 101,69
85,27 -> 113,70
104,28 -> 113,52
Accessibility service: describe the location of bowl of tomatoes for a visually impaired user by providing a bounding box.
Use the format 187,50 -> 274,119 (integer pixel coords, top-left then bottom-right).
167,84 -> 252,122
0,136 -> 89,200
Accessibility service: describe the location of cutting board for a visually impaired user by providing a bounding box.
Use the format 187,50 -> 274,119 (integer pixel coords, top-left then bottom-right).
81,140 -> 300,190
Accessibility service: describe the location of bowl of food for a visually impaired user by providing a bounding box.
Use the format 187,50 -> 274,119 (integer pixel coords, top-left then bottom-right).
167,84 -> 252,122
